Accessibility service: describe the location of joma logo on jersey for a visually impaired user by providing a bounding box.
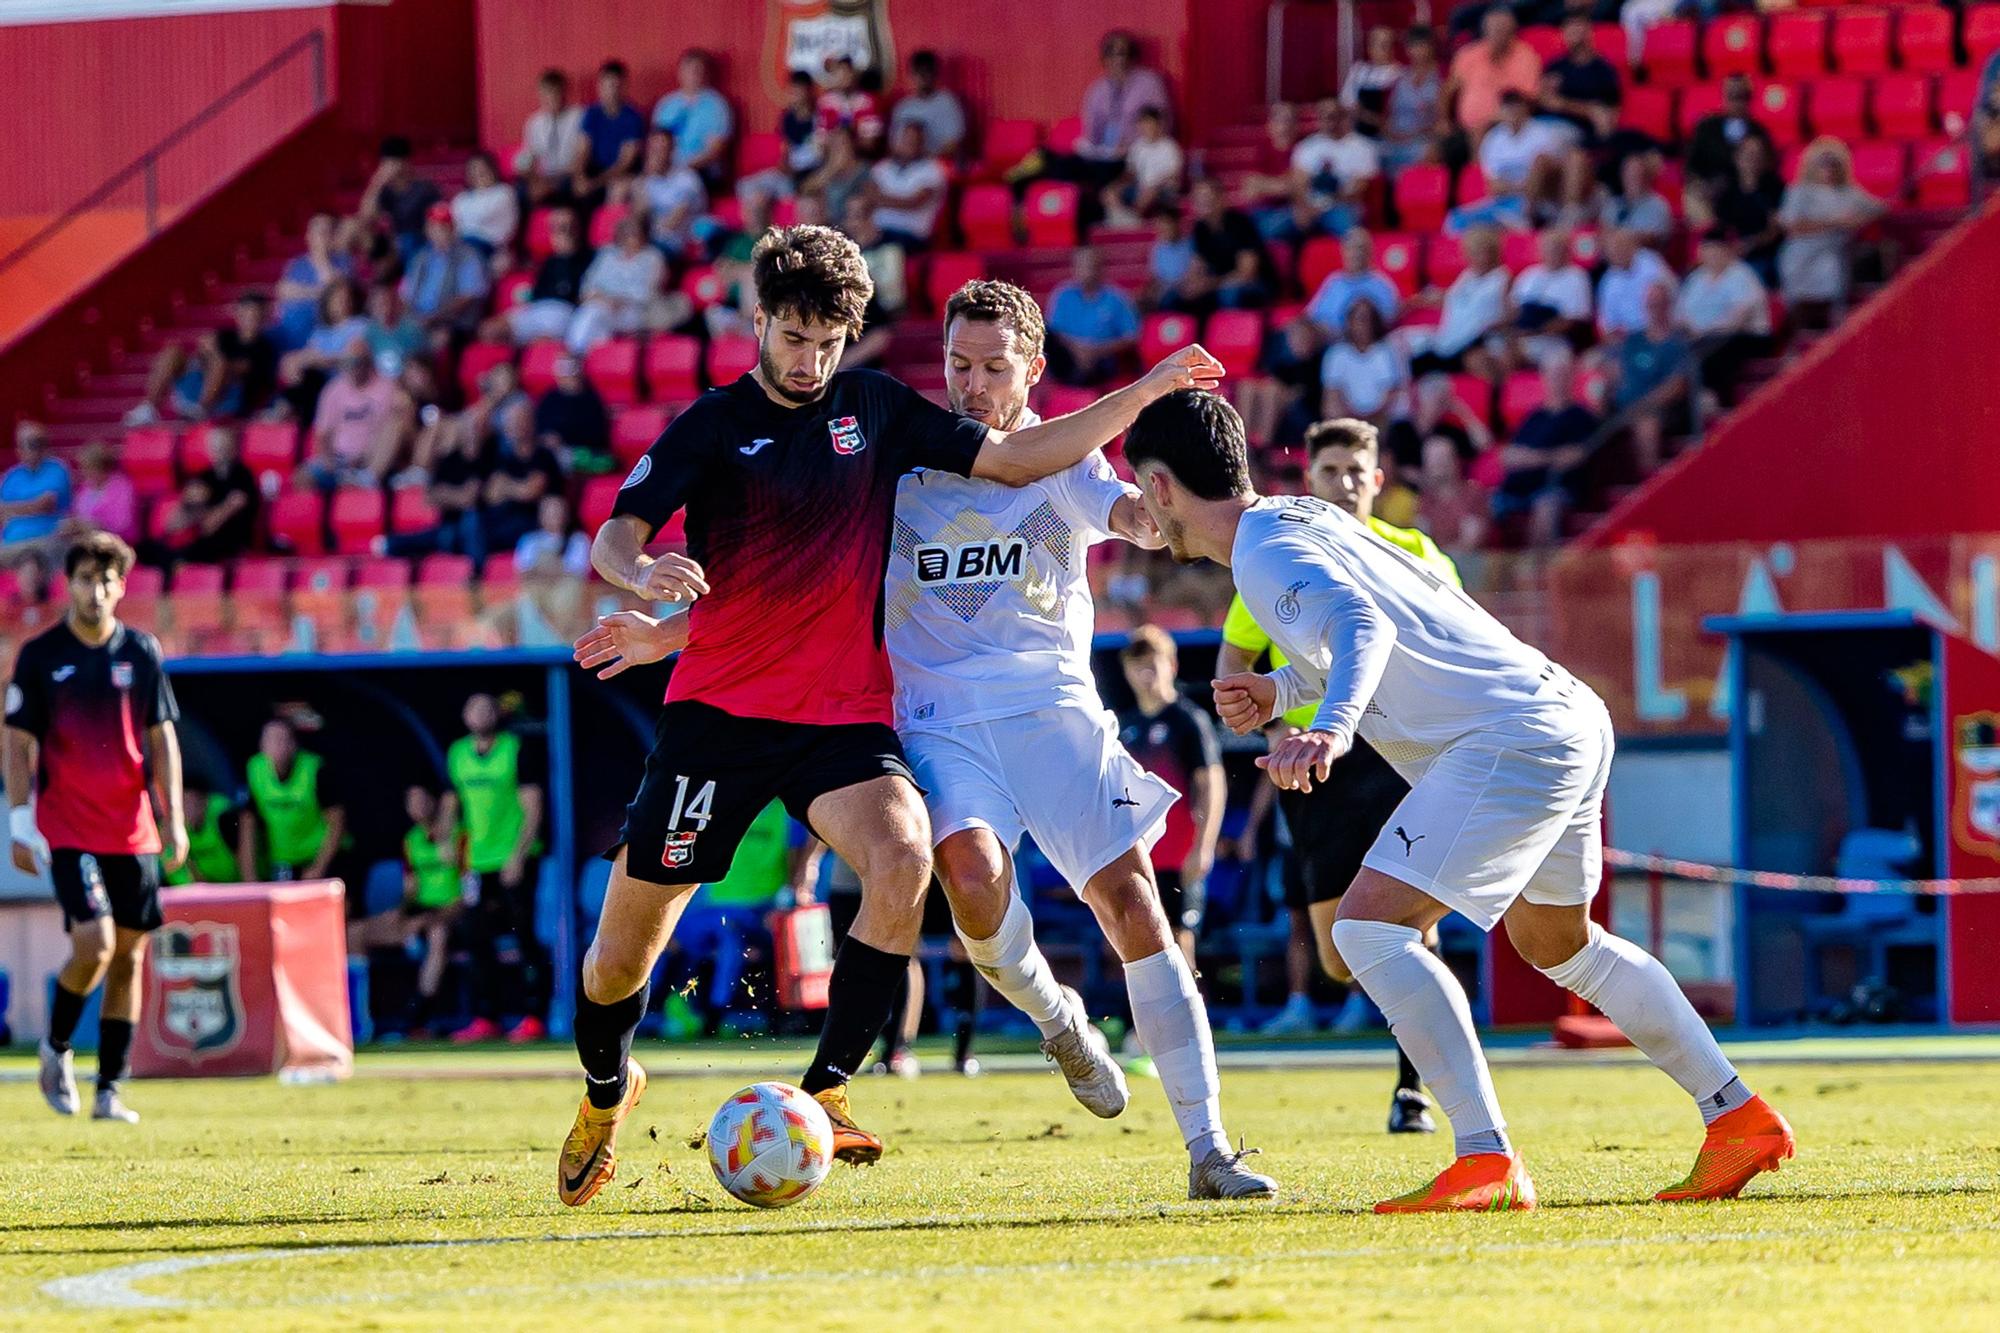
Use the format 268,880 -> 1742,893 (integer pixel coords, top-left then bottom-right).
828,416 -> 866,455
913,539 -> 1027,585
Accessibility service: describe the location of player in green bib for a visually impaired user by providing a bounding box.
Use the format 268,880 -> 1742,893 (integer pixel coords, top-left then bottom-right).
162,783 -> 249,886
445,694 -> 547,1044
244,719 -> 347,890
1216,418 -> 1459,1134
346,785 -> 466,1036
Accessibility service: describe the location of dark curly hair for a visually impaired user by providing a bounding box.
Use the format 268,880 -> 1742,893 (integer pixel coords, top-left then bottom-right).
751,225 -> 874,336
64,530 -> 137,579
942,278 -> 1046,363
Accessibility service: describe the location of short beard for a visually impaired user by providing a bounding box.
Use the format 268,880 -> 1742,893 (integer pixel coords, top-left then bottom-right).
994,394 -> 1029,431
758,345 -> 825,406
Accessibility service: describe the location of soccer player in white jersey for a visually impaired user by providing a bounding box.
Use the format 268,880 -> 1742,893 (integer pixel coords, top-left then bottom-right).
574,283 -> 1276,1201
1121,389 -> 1795,1213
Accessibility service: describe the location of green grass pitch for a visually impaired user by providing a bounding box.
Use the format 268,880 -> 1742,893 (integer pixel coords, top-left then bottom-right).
3,1039 -> 1997,1329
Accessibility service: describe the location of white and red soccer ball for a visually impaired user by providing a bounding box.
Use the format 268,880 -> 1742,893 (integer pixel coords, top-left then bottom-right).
706,1081 -> 835,1208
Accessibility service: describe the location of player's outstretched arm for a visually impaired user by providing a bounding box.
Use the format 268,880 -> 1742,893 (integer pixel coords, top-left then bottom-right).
572,609 -> 689,679
589,514 -> 710,603
970,345 -> 1224,487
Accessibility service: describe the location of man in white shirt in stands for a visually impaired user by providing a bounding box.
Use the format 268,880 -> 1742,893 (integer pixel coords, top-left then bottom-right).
1477,91 -> 1565,197
1507,225 -> 1593,366
1595,226 -> 1675,342
1290,98 -> 1380,230
869,122 -> 949,252
1121,387 -> 1795,1214
515,69 -> 584,207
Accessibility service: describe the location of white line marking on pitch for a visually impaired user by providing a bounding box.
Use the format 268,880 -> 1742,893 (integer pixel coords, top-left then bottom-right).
41,1220 -> 2000,1312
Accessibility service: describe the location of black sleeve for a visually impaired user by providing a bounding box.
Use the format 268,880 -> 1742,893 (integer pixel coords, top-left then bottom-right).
1178,703 -> 1222,770
513,732 -> 547,788
873,371 -> 989,477
4,640 -> 46,739
138,635 -> 180,728
611,400 -> 717,530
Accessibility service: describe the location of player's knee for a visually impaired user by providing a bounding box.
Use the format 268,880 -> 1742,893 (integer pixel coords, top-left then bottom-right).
71,926 -> 115,974
1504,904 -> 1591,971
1083,870 -> 1174,958
581,942 -> 651,1004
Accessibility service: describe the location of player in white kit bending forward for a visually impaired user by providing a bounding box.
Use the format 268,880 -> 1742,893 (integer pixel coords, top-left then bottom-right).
574,283 -> 1274,1200
1122,389 -> 1794,1213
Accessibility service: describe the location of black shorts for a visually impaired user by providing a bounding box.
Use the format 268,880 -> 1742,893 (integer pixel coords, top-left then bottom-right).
1280,739 -> 1410,910
614,700 -> 917,886
51,850 -> 163,933
1157,869 -> 1207,934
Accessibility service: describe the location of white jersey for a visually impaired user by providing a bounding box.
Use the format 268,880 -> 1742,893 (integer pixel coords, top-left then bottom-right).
1232,495 -> 1594,768
886,409 -> 1134,731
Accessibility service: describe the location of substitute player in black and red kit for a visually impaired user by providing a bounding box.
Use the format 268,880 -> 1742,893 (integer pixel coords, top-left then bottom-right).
7,533 -> 188,1124
556,223 -> 1223,1205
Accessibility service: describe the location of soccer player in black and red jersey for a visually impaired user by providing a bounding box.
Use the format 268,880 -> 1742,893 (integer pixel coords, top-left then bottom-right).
7,532 -> 188,1123
555,224 -> 1222,1205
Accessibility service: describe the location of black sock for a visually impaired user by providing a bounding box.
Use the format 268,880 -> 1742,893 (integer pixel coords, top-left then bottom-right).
48,982 -> 88,1053
97,1018 -> 134,1091
881,971 -> 912,1061
951,962 -> 980,1067
574,980 -> 649,1109
802,938 -> 909,1095
1395,1042 -> 1423,1094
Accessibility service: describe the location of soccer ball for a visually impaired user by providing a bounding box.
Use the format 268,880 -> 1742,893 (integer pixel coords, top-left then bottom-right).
705,1081 -> 835,1208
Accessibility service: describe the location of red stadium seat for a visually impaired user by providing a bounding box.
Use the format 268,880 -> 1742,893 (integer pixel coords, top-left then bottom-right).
579,476 -> 622,534
1621,86 -> 1676,143
414,554 -> 475,636
123,426 -> 178,497
1852,140 -> 1910,201
329,488 -> 385,555
612,405 -> 672,468
175,424 -> 215,478
525,208 -> 558,261
171,563 -> 225,595
352,558 -> 409,590
1766,12 -> 1829,79
1678,83 -> 1725,140
457,341 -> 514,401
1969,6 -> 2000,69
389,486 -> 438,534
980,119 -> 1041,175
1521,26 -> 1566,65
1830,9 -> 1893,77
1500,230 -> 1539,274
737,131 -> 784,177
1939,70 -> 1982,137
707,334 -> 759,385
1022,182 -> 1080,246
1754,82 -> 1804,147
585,338 -> 641,407
1376,232 -> 1421,298
710,196 -> 746,233
417,553 -> 473,586
958,183 -> 1016,250
227,558 -> 288,635
482,553 -> 519,594
1203,309 -> 1264,378
1913,139 -> 1970,208
1450,373 -> 1494,429
679,265 -> 727,310
1500,371 -> 1546,432
519,339 -> 564,397
1046,116 -> 1084,154
240,421 -> 298,490
1393,163 -> 1449,232
1426,231 -> 1466,289
1779,143 -> 1806,183
1894,5 -> 1954,75
1871,73 -> 1933,141
494,271 -> 533,311
1807,77 -> 1868,141
1638,19 -> 1699,87
644,334 -> 702,401
1139,312 -> 1199,366
924,251 -> 986,311
1570,226 -> 1602,268
587,202 -> 631,249
120,565 -> 164,627
1296,235 -> 1343,296
267,490 -> 325,555
290,557 -> 351,594
1702,15 -> 1764,78
1454,163 -> 1489,206
1593,24 -> 1630,76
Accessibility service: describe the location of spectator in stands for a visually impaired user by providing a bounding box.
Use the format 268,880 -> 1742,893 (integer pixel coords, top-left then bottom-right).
0,422 -> 71,561
1291,98 -> 1380,233
867,121 -> 948,251
401,205 -> 490,348
1146,207 -> 1199,310
573,60 -> 646,207
273,213 -> 353,351
1475,90 -> 1563,210
1185,177 -> 1273,310
1319,299 -> 1408,426
1415,428 -> 1490,555
1537,145 -> 1609,228
816,55 -> 885,154
379,417 -> 488,561
1412,225 -> 1508,379
1508,224 -> 1593,367
1595,225 -> 1675,342
1777,137 -> 1886,324
627,128 -> 707,257
739,70 -> 825,206
1102,107 -> 1184,226
1071,29 -> 1172,189
533,354 -> 611,469
364,280 -> 427,364
1686,75 -> 1774,201
500,206 -> 592,345
514,494 -> 591,578
1380,27 -> 1447,175
480,400 -> 564,555
1492,356 -> 1598,546
129,293 -> 279,426
1677,226 -> 1773,403
450,151 -> 519,259
1385,371 -> 1494,486
244,718 -> 348,888
568,214 -> 681,351
63,441 -> 139,546
1274,228 -> 1400,385
802,125 -> 871,230
1604,151 -> 1673,250
841,196 -> 907,370
515,68 -> 584,208
1238,102 -> 1304,215
890,49 -> 966,161
148,426 -> 257,567
1710,135 -> 1785,288
650,49 -> 734,183
1342,26 -> 1407,137
359,136 -> 442,265
305,342 -> 413,492
1447,7 -> 1542,137
1043,247 -> 1140,386
1539,10 -> 1620,145
278,277 -> 370,422
1609,279 -> 1690,476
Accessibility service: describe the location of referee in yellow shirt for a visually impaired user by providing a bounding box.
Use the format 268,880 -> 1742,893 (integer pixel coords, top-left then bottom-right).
1218,418 -> 1459,1134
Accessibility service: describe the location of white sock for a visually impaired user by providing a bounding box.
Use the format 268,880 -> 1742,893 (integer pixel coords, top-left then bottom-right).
1537,923 -> 1750,1126
1334,919 -> 1511,1158
1124,948 -> 1229,1161
956,893 -> 1068,1039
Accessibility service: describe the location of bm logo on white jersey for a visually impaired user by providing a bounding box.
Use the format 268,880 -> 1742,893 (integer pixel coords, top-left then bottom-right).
913,538 -> 1028,585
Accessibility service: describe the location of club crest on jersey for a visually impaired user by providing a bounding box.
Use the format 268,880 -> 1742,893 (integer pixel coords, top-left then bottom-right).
150,921 -> 244,1059
1275,580 -> 1307,624
111,661 -> 134,690
828,416 -> 867,455
662,831 -> 700,869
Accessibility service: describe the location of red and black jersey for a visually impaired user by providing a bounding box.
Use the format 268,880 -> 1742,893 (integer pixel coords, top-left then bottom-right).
5,620 -> 178,855
613,369 -> 988,727
1118,697 -> 1221,868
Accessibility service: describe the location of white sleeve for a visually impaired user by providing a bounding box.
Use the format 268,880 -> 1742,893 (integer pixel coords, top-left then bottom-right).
1046,451 -> 1133,543
1252,539 -> 1396,744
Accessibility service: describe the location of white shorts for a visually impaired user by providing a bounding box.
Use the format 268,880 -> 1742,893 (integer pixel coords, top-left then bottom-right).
1359,706 -> 1614,932
901,705 -> 1177,893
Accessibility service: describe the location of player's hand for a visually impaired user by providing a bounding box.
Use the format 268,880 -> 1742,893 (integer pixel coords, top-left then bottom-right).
1116,495 -> 1166,550
1255,730 -> 1351,793
1140,344 -> 1226,400
8,807 -> 49,875
1211,672 -> 1278,735
500,856 -> 525,890
162,819 -> 190,874
574,610 -> 679,679
633,551 -> 709,604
